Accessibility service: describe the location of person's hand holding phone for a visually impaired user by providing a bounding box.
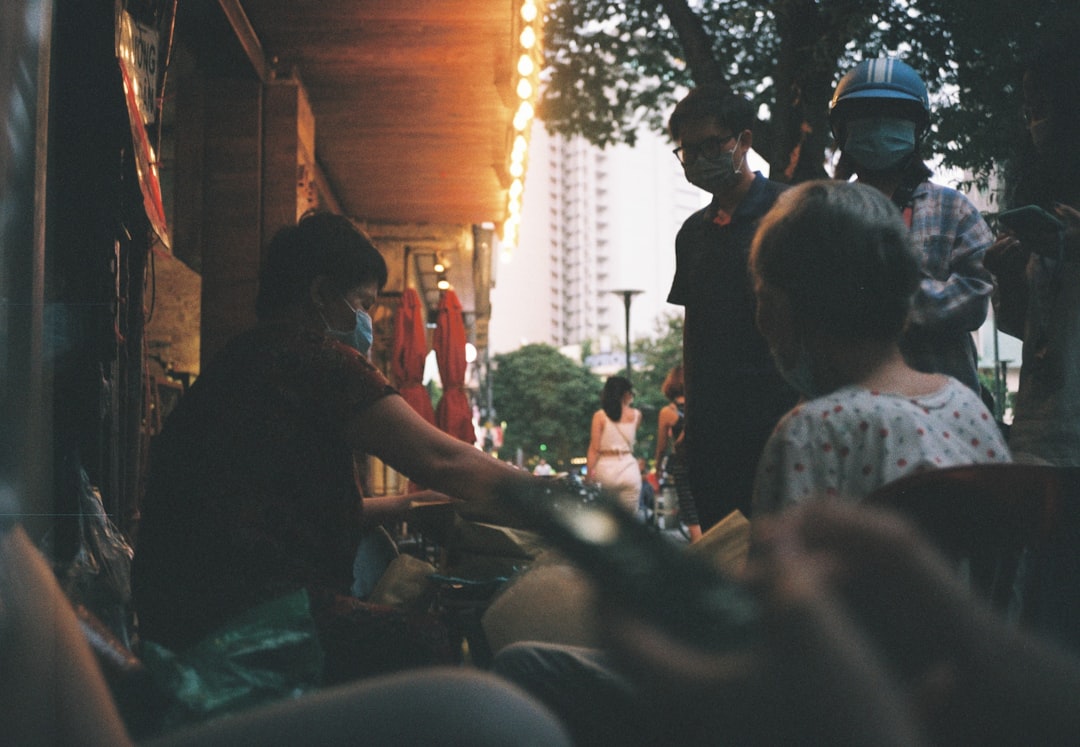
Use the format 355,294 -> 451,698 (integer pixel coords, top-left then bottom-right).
995,203 -> 1070,259
984,231 -> 1029,277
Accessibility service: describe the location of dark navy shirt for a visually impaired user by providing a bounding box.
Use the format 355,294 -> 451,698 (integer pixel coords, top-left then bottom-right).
667,173 -> 798,524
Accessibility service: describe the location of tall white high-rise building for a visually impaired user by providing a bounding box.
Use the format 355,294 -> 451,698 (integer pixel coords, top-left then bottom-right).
489,121 -> 709,356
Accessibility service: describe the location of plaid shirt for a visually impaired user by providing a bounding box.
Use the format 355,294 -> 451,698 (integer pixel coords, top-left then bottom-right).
900,180 -> 993,391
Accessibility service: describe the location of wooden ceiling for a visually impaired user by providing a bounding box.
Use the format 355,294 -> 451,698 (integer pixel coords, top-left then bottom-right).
232,0 -> 522,226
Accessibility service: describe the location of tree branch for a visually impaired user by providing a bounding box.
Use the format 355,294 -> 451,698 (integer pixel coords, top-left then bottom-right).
657,0 -> 728,93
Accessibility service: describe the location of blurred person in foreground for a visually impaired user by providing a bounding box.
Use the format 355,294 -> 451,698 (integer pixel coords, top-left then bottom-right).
134,212 -> 539,684
600,499 -> 1080,745
984,14 -> 1080,466
750,181 -> 1010,515
494,498 -> 1078,745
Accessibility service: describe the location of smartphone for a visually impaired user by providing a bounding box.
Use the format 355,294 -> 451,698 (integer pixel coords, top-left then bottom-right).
500,477 -> 760,653
997,205 -> 1064,237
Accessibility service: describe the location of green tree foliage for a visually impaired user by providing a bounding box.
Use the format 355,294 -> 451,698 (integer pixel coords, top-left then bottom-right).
491,344 -> 600,469
540,0 -> 1066,187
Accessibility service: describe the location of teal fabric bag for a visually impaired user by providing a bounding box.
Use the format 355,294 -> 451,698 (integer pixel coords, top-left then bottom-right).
140,589 -> 324,734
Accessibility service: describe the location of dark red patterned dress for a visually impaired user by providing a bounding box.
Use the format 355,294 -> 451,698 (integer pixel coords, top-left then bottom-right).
134,323 -> 451,683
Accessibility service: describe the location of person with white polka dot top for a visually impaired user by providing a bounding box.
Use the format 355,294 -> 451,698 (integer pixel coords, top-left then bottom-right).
748,181 -> 1010,515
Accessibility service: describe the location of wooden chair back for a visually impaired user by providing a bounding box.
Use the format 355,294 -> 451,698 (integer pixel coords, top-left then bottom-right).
867,464 -> 1080,649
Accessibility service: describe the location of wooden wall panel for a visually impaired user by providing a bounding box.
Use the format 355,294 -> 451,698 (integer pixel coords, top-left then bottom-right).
200,78 -> 262,367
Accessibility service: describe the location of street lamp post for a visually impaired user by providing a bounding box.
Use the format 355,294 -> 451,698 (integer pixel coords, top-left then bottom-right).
609,289 -> 644,382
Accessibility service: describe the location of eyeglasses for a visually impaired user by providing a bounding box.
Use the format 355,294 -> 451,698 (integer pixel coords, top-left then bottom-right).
672,134 -> 736,165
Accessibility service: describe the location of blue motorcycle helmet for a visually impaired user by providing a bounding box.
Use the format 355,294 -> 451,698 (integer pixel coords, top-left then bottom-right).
829,58 -> 931,143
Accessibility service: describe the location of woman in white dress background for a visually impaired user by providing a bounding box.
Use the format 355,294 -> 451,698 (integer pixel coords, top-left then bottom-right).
586,376 -> 642,513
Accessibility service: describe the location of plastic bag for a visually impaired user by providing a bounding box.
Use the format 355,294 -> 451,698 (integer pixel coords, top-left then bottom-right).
60,466 -> 135,645
139,589 -> 325,734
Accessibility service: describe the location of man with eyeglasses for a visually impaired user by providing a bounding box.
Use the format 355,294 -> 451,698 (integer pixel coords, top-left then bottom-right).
666,88 -> 797,529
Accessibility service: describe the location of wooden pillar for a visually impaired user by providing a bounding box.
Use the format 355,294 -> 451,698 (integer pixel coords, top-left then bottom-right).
198,78 -> 262,367
197,77 -> 315,368
262,78 -> 317,242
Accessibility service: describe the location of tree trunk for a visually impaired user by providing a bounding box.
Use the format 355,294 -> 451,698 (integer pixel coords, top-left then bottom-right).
657,0 -> 837,183
657,0 -> 728,94
769,0 -> 837,183
769,0 -> 902,183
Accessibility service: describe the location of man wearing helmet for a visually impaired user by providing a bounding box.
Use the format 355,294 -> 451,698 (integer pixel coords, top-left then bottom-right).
829,58 -> 993,395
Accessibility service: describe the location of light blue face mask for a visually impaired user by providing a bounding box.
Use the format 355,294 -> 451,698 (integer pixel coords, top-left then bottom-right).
771,340 -> 819,399
683,134 -> 742,194
843,117 -> 916,172
325,296 -> 374,355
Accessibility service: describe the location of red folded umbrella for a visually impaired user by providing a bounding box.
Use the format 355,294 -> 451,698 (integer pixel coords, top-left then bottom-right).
433,289 -> 475,444
391,288 -> 436,424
